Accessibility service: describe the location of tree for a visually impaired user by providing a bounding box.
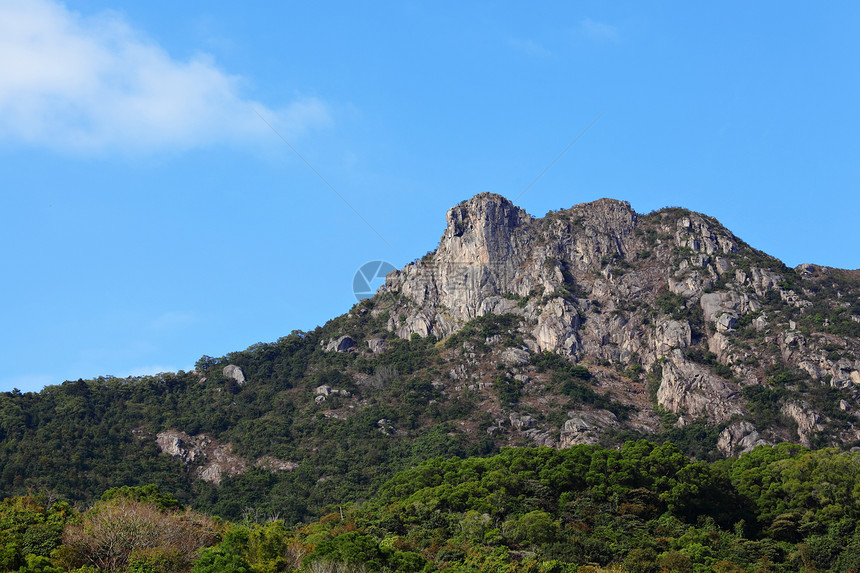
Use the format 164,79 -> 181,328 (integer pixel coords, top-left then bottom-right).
62,498 -> 217,571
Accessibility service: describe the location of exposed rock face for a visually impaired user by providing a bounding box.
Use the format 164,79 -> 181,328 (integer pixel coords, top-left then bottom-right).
382,193 -> 637,349
255,456 -> 299,472
781,401 -> 824,447
156,431 -> 200,464
313,384 -> 350,403
156,430 -> 246,485
531,298 -> 581,355
559,410 -> 619,447
717,421 -> 771,456
379,193 -> 747,371
198,444 -> 247,485
522,428 -> 557,447
366,338 -> 386,354
500,347 -> 530,366
325,335 -> 356,353
314,385 -> 349,397
223,365 -> 245,386
509,412 -> 535,430
656,351 -> 743,423
654,319 -> 691,356
155,430 -> 296,485
366,192 -> 860,454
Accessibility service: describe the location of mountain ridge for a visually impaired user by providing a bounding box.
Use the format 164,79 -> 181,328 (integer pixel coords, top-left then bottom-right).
373,192 -> 859,448
0,192 -> 858,522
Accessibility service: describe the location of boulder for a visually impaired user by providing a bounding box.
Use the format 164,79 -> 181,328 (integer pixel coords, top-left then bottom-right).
501,347 -> 530,366
367,338 -> 386,354
717,421 -> 770,456
558,410 -> 618,447
509,412 -> 534,430
223,365 -> 245,386
325,335 -> 356,352
701,292 -> 740,324
522,428 -> 556,447
715,312 -> 739,332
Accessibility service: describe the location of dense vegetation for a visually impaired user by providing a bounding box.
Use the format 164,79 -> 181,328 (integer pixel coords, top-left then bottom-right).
5,443 -> 860,572
0,306 -> 538,523
2,258 -> 857,525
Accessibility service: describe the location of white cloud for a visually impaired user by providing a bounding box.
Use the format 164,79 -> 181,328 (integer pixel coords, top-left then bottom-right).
579,18 -> 619,43
0,0 -> 331,153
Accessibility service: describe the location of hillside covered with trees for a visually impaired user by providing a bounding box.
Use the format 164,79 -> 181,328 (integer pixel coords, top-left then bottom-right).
4,442 -> 860,572
2,195 -> 860,572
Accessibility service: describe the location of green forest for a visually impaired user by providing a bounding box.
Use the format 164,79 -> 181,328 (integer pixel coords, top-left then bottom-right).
3,442 -> 860,572
0,304 -> 684,525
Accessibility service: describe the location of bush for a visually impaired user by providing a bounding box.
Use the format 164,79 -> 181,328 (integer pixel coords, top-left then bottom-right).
191,549 -> 252,573
741,385 -> 785,429
494,376 -> 523,409
62,499 -> 217,572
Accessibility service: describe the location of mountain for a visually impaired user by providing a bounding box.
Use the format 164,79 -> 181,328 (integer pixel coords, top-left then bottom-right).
1,192 -> 858,523
381,193 -> 860,452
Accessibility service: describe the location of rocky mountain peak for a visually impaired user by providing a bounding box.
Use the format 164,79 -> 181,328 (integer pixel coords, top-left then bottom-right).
370,193 -> 860,454
439,192 -> 532,276
444,192 -> 527,240
382,193 -> 642,343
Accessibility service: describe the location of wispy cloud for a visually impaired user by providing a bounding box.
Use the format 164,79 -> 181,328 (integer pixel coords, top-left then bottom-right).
508,38 -> 552,58
0,0 -> 331,154
579,18 -> 620,43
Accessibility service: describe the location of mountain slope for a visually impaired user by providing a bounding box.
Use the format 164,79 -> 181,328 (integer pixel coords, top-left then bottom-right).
0,192 -> 858,522
381,193 -> 860,449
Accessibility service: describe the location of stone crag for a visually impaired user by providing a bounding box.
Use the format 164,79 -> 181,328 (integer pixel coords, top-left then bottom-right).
154,193 -> 860,487
155,430 -> 296,485
364,193 -> 860,453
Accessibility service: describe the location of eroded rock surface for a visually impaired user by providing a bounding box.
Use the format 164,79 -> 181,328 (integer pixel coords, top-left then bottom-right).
156,430 -> 245,485
717,421 -> 770,456
656,350 -> 743,423
223,364 -> 245,386
155,430 -> 296,485
325,335 -> 356,353
781,401 -> 823,447
559,410 -> 619,447
368,192 -> 860,454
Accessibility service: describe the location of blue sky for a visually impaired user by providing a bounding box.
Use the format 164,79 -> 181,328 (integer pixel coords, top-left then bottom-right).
1,1 -> 858,392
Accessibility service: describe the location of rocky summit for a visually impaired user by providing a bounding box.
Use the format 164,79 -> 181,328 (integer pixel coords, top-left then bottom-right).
376,193 -> 860,454
1,192 -> 859,521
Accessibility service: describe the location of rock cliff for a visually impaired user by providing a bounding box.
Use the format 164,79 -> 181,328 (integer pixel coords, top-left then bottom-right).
363,193 -> 860,453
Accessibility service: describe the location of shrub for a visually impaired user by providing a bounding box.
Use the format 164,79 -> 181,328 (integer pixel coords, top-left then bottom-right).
62,499 -> 217,572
